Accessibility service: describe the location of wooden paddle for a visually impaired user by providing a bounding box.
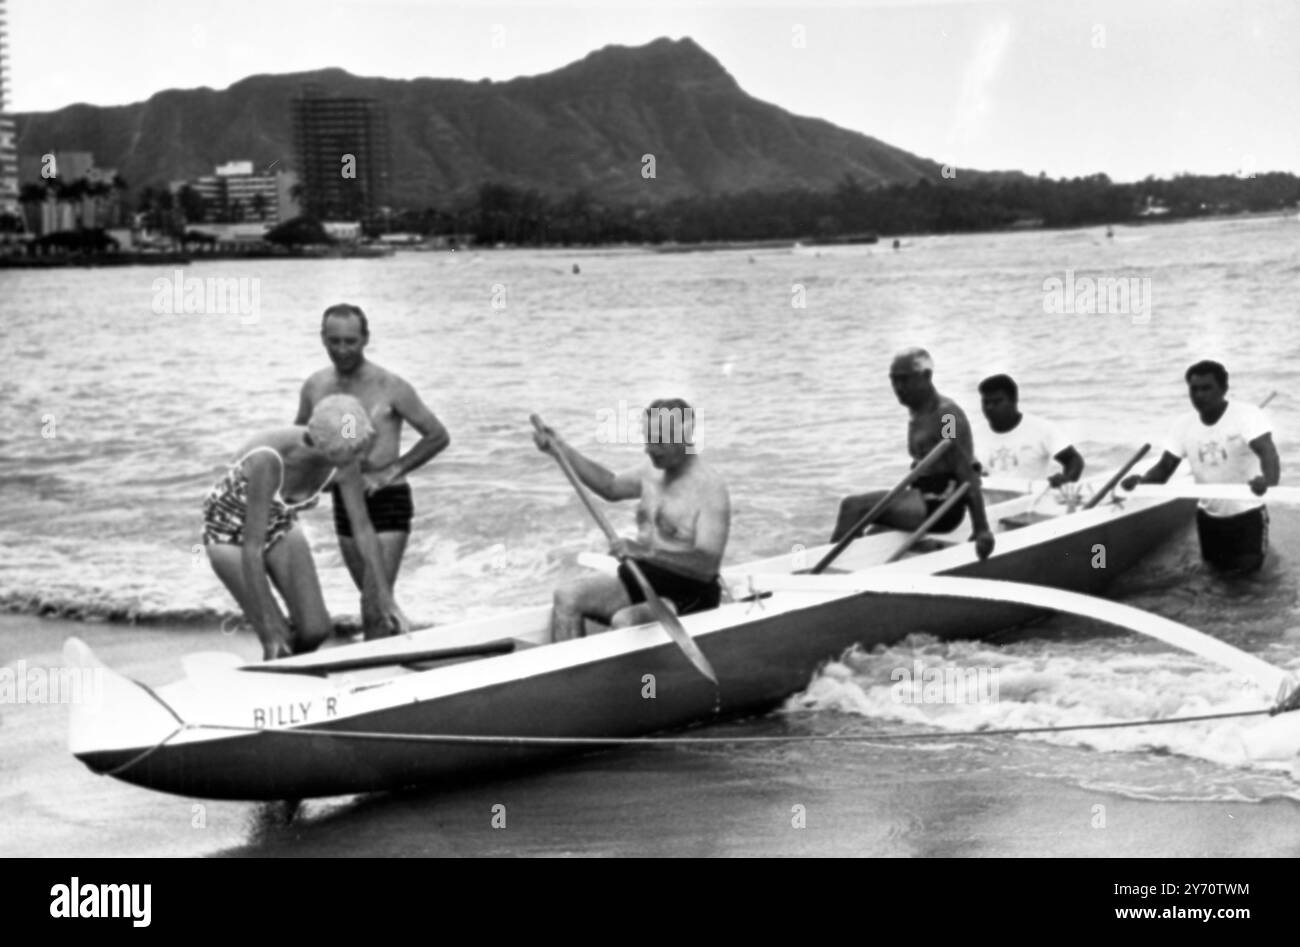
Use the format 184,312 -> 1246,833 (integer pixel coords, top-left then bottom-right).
885,482 -> 970,563
811,438 -> 954,574
1082,443 -> 1151,510
530,414 -> 719,685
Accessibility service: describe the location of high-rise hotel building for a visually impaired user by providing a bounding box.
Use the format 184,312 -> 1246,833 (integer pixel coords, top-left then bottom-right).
0,0 -> 21,219
291,89 -> 390,223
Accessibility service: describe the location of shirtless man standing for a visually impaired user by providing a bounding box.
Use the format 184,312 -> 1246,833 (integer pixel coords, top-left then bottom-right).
295,303 -> 450,635
534,398 -> 730,641
831,347 -> 995,560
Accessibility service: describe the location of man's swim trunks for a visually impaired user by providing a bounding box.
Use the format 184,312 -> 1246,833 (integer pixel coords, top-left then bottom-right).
331,482 -> 415,538
617,558 -> 721,616
1196,505 -> 1268,574
912,472 -> 967,534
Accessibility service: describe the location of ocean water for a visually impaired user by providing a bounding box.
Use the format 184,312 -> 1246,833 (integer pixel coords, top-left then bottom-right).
3,213 -> 1300,832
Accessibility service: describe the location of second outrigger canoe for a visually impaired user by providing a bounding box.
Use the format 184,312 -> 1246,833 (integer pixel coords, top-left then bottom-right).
68,481 -> 1284,801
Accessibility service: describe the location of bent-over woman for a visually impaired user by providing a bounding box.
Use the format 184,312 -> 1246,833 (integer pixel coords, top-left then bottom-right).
202,394 -> 410,659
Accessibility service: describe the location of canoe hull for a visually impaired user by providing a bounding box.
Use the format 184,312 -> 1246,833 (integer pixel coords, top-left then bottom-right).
75,498 -> 1193,800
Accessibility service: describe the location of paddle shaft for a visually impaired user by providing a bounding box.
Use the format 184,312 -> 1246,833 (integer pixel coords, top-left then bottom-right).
812,438 -> 954,574
885,482 -> 971,563
1083,443 -> 1151,510
530,415 -> 719,685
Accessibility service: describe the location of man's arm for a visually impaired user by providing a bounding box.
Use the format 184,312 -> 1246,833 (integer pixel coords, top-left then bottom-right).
533,425 -> 641,501
951,409 -> 994,558
1051,445 -> 1085,486
364,379 -> 450,491
1249,432 -> 1281,495
387,378 -> 450,477
293,380 -> 314,426
1121,451 -> 1181,491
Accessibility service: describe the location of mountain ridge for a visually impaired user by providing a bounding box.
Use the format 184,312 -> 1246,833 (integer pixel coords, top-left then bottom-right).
14,37 -> 977,207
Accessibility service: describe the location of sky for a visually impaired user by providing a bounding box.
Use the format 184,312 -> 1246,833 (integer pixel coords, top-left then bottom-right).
4,0 -> 1298,182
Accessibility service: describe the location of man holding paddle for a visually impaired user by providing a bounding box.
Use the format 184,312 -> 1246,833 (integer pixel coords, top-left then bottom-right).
831,348 -> 995,560
1121,360 -> 1280,573
533,399 -> 731,642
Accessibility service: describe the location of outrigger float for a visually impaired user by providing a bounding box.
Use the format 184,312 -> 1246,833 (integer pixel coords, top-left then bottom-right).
67,454 -> 1300,801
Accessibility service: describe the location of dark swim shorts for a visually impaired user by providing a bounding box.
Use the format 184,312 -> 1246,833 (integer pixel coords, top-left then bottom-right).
331,483 -> 414,538
1196,506 -> 1268,574
617,559 -> 721,616
913,473 -> 967,534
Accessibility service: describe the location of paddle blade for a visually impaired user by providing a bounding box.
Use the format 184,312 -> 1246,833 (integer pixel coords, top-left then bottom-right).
625,560 -> 718,685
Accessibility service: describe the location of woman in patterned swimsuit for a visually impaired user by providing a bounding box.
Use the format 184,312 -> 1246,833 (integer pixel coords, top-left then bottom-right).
203,394 -> 410,659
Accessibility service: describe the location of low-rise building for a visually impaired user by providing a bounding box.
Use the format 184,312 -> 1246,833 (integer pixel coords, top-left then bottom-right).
176,162 -> 298,224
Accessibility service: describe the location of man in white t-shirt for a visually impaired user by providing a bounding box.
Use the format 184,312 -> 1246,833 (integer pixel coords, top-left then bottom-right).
977,374 -> 1085,487
1121,360 -> 1281,573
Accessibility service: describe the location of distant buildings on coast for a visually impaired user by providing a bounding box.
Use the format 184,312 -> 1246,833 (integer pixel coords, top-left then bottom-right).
292,88 -> 390,224
2,40 -> 395,258
182,161 -> 299,226
1,0 -> 23,237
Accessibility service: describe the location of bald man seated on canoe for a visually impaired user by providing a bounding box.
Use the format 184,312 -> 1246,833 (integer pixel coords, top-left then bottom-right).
534,399 -> 731,641
831,347 -> 995,560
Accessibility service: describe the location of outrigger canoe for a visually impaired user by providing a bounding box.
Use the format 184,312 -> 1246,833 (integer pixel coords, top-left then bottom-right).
65,480 -> 1288,801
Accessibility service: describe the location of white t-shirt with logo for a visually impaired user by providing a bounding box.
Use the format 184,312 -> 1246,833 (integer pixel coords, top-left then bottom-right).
1162,402 -> 1271,517
981,414 -> 1073,480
